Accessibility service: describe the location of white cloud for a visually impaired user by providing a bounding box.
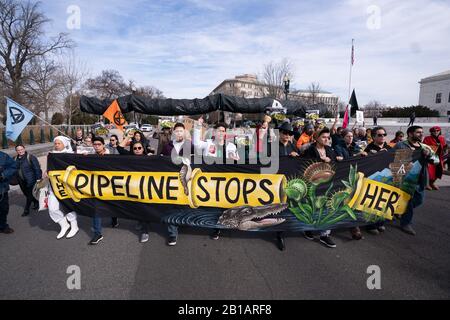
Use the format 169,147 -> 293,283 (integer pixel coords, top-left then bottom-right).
41,0 -> 450,106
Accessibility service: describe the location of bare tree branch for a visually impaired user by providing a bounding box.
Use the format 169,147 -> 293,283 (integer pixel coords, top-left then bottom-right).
0,0 -> 74,103
261,58 -> 294,100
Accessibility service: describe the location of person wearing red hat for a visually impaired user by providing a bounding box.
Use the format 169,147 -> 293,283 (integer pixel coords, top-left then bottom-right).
423,126 -> 448,190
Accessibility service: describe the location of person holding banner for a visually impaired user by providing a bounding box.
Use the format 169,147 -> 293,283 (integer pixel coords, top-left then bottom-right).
161,122 -> 194,246
194,117 -> 239,241
394,126 -> 439,235
364,127 -> 391,235
0,151 -> 17,234
161,123 -> 192,158
118,135 -> 159,243
47,136 -> 79,239
334,129 -> 367,160
303,127 -> 338,248
335,129 -> 368,240
88,137 -> 120,245
194,117 -> 239,161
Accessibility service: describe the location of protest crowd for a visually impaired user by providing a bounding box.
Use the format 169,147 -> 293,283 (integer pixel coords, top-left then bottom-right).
0,115 -> 447,251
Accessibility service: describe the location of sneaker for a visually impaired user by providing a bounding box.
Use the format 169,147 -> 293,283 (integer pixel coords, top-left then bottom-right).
140,233 -> 149,243
21,211 -> 30,217
89,234 -> 104,245
366,228 -> 380,235
111,218 -> 119,228
167,236 -> 177,246
0,227 -> 14,234
377,225 -> 386,233
401,224 -> 416,236
304,231 -> 315,241
211,229 -> 220,240
319,236 -> 337,248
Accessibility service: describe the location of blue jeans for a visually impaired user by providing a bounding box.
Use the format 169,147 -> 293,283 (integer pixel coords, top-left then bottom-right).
401,188 -> 425,227
0,193 -> 9,230
168,224 -> 178,238
93,215 -> 102,236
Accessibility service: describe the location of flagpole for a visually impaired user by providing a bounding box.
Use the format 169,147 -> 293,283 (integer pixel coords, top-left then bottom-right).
32,113 -> 76,143
347,38 -> 354,124
5,97 -> 77,143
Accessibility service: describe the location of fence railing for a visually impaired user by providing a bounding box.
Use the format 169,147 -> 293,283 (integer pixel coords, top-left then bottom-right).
0,125 -> 93,149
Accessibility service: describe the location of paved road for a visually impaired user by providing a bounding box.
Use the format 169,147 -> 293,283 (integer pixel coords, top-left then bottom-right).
1,174 -> 449,300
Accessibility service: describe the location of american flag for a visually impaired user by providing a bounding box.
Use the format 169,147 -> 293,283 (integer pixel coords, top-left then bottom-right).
351,39 -> 355,65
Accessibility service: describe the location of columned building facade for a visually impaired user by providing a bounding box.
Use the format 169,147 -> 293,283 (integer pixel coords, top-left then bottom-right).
419,70 -> 450,116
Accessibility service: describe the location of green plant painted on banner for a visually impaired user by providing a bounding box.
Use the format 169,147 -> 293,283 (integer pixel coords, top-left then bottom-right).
285,163 -> 359,228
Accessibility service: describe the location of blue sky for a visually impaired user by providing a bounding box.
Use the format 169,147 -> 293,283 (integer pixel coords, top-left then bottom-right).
41,0 -> 450,106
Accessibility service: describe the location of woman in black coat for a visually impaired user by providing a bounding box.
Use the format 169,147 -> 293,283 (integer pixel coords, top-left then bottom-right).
14,145 -> 42,216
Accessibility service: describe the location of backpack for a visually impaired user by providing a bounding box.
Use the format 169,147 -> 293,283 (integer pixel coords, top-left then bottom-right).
10,153 -> 34,186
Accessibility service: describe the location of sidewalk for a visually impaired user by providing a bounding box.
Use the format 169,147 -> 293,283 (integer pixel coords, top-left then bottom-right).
2,142 -> 54,157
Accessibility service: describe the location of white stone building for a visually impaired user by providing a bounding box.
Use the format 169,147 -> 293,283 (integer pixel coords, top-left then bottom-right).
210,74 -> 339,110
419,70 -> 450,116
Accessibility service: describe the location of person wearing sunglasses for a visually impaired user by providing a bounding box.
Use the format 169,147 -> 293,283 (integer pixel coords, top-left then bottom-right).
423,126 -> 447,190
278,122 -> 299,157
117,131 -> 149,156
363,127 -> 392,235
364,127 -> 391,155
106,134 -> 120,155
117,135 -> 154,242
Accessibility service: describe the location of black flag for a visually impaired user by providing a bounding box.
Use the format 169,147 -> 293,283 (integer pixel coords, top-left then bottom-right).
349,89 -> 359,116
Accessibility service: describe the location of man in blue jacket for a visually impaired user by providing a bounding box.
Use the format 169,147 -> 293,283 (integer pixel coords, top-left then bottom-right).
14,145 -> 42,216
0,150 -> 18,234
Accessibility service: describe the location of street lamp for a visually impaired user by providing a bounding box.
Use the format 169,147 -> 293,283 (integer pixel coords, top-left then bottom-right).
283,74 -> 290,101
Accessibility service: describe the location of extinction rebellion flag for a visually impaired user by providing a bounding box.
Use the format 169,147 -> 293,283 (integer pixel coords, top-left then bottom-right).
103,100 -> 128,131
47,149 -> 422,232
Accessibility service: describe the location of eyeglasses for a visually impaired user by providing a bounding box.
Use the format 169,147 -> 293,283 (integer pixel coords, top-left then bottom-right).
376,133 -> 387,137
93,143 -> 103,146
431,130 -> 440,133
133,147 -> 143,151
